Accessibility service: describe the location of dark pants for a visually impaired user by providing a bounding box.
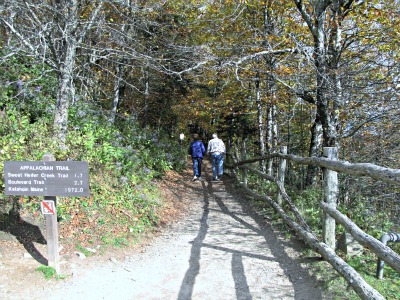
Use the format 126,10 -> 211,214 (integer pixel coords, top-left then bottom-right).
192,157 -> 203,177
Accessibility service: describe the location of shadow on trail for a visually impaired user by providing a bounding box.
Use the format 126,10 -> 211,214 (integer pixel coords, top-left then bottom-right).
219,178 -> 322,300
0,198 -> 47,265
231,252 -> 252,299
177,173 -> 322,300
177,180 -> 209,300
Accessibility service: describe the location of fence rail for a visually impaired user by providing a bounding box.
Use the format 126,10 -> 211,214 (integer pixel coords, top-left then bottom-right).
228,146 -> 400,300
236,152 -> 400,185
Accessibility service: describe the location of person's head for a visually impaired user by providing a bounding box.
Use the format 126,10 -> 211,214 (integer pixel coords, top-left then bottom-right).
193,133 -> 199,140
212,133 -> 218,139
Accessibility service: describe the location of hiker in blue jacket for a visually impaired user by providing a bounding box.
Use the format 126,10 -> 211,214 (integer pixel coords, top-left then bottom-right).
189,133 -> 206,181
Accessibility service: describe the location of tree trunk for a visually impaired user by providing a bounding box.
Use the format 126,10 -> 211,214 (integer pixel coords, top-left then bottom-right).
54,37 -> 77,147
109,61 -> 127,124
263,1 -> 279,177
110,64 -> 121,124
241,129 -> 248,186
266,104 -> 278,176
256,75 -> 266,172
293,0 -> 341,150
142,64 -> 150,128
271,103 -> 278,167
306,112 -> 323,186
315,23 -> 337,147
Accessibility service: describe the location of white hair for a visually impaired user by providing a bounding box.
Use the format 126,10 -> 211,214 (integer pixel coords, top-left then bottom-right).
212,133 -> 218,138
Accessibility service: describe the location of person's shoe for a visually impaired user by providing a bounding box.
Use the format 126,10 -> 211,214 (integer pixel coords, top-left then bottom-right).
192,176 -> 198,181
197,177 -> 202,181
213,177 -> 219,181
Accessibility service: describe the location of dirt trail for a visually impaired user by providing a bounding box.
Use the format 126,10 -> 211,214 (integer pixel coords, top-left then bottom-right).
0,162 -> 329,299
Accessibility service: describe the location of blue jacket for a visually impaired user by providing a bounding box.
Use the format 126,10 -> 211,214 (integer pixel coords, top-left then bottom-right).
189,140 -> 206,158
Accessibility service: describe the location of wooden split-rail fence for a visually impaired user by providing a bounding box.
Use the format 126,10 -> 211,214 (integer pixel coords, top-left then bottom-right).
228,146 -> 400,300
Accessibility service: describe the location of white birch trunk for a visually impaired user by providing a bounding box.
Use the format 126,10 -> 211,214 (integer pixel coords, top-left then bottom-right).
142,64 -> 149,128
256,78 -> 266,172
110,64 -> 121,124
54,37 -> 77,147
266,106 -> 273,176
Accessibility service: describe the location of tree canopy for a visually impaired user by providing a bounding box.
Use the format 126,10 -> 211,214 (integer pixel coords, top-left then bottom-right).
1,0 -> 398,217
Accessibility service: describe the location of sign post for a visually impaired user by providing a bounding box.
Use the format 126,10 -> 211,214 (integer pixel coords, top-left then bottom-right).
42,153 -> 59,273
4,154 -> 90,273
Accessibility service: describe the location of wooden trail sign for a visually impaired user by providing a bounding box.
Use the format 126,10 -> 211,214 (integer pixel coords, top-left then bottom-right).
4,161 -> 89,197
3,155 -> 90,273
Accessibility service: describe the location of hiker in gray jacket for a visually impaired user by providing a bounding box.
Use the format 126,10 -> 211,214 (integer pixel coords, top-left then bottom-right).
207,133 -> 226,181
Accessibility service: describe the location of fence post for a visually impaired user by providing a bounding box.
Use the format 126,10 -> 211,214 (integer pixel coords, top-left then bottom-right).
322,147 -> 338,250
42,153 -> 60,273
277,146 -> 287,206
